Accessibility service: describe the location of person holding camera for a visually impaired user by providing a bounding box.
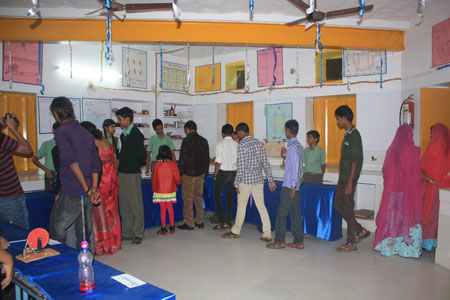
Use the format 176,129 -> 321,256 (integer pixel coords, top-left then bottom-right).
0,113 -> 33,230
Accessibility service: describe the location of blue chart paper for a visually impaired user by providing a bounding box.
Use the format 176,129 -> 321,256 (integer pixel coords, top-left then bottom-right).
266,103 -> 292,141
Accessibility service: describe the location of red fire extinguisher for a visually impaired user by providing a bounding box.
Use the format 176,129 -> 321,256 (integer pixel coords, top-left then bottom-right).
399,95 -> 414,128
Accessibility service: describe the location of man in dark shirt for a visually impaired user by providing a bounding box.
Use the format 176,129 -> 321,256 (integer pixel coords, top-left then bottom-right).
0,113 -> 33,230
177,121 -> 210,230
49,97 -> 101,250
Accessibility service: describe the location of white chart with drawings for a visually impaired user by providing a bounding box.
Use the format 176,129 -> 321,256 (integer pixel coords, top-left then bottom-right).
82,98 -> 111,130
343,50 -> 387,77
38,97 -> 81,134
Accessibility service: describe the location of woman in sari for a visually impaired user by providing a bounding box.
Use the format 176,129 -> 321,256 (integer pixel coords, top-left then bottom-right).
421,123 -> 450,251
374,125 -> 423,257
81,121 -> 121,255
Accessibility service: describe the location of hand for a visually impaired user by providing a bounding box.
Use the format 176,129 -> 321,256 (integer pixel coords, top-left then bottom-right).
289,188 -> 296,199
281,147 -> 287,158
44,169 -> 53,179
145,167 -> 150,176
1,250 -> 14,290
280,164 -> 285,170
89,189 -> 100,205
269,181 -> 277,192
344,182 -> 353,196
5,114 -> 19,131
0,237 -> 9,250
236,187 -> 240,194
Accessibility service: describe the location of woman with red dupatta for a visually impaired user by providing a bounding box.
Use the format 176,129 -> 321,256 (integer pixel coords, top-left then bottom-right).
421,123 -> 450,251
81,121 -> 121,255
374,125 -> 423,257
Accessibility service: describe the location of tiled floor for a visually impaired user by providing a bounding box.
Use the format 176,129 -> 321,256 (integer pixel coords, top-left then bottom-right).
97,221 -> 450,300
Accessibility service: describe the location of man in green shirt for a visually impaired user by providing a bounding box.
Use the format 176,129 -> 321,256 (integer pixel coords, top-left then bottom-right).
333,105 -> 369,252
145,119 -> 176,176
303,130 -> 326,184
32,123 -> 59,190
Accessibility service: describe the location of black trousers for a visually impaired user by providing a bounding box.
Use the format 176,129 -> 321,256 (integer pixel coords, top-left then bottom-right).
213,170 -> 236,225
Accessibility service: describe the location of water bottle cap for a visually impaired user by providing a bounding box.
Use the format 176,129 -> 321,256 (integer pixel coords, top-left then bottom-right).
80,240 -> 89,250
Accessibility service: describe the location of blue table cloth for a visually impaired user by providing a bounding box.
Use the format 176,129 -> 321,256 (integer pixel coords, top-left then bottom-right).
21,175 -> 341,241
2,223 -> 175,300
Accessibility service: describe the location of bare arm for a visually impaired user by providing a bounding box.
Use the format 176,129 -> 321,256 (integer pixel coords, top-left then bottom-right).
321,164 -> 326,179
6,115 -> 33,157
171,150 -> 176,163
214,162 -> 221,178
0,248 -> 13,290
145,151 -> 152,176
32,156 -> 53,178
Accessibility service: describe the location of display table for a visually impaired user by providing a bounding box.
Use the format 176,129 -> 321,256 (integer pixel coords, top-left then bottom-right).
2,222 -> 175,300
21,175 -> 341,242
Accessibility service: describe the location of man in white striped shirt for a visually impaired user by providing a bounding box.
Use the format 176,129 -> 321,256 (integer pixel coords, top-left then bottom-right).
222,122 -> 277,241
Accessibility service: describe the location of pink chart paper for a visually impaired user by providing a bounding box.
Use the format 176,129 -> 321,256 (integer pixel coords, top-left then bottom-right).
432,18 -> 450,68
3,42 -> 42,85
257,47 -> 284,87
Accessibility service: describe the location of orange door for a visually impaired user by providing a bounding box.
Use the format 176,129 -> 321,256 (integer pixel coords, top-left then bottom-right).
226,102 -> 254,135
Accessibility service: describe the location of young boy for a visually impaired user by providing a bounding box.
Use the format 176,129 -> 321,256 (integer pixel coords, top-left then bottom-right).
145,118 -> 176,176
116,107 -> 147,244
333,105 -> 370,252
266,120 -> 304,249
32,122 -> 60,190
302,130 -> 326,184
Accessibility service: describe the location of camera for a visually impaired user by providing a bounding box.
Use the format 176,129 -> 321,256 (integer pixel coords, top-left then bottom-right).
2,113 -> 20,125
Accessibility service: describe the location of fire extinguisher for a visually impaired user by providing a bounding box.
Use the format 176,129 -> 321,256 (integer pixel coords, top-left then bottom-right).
399,94 -> 415,128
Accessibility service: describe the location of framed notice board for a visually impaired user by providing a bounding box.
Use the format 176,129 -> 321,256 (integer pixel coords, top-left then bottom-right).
195,63 -> 221,92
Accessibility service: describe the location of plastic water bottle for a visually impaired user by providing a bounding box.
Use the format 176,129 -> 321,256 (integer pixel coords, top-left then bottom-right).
78,240 -> 95,294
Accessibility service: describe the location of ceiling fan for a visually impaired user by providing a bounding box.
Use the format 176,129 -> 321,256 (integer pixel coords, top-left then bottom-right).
85,0 -> 178,21
286,0 -> 374,29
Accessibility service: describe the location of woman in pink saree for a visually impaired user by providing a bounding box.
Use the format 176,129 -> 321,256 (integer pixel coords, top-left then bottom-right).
421,123 -> 450,251
374,125 -> 423,257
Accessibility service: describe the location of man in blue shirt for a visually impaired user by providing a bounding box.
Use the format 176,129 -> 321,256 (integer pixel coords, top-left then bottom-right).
267,119 -> 304,249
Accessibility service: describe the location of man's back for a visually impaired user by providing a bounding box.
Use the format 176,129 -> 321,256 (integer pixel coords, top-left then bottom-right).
179,132 -> 209,177
0,133 -> 22,198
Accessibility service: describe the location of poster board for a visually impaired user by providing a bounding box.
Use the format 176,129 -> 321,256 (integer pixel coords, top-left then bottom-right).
161,61 -> 187,91
432,18 -> 450,68
266,102 -> 292,141
2,41 -> 42,85
82,98 -> 112,130
122,47 -> 147,89
195,63 -> 221,92
315,49 -> 343,83
38,97 -> 81,134
343,50 -> 387,77
226,61 -> 245,91
257,47 -> 283,87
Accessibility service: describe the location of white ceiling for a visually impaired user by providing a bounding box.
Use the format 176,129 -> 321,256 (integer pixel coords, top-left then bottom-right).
0,0 -> 447,30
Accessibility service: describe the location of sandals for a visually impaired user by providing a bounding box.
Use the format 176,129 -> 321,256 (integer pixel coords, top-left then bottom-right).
287,242 -> 304,249
266,242 -> 286,249
221,231 -> 240,239
168,226 -> 175,233
260,237 -> 272,242
213,223 -> 231,230
336,243 -> 357,252
157,227 -> 167,235
355,228 -> 370,243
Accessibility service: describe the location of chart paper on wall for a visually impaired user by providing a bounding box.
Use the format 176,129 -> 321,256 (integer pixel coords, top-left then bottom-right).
257,48 -> 283,87
122,47 -> 147,89
432,18 -> 450,68
162,61 -> 187,91
266,103 -> 292,142
195,63 -> 221,92
2,42 -> 42,85
38,97 -> 81,134
82,98 -> 112,130
343,50 -> 387,77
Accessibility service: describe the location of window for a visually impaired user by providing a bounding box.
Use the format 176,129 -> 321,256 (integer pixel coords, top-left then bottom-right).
313,95 -> 356,166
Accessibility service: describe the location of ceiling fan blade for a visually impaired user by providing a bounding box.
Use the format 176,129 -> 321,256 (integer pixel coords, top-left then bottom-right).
85,8 -> 106,17
112,10 -> 126,20
305,22 -> 315,31
286,17 -> 308,26
325,4 -> 374,19
286,0 -> 310,13
124,3 -> 172,12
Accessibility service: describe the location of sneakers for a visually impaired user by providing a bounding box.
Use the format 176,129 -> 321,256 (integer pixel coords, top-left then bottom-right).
177,223 -> 194,231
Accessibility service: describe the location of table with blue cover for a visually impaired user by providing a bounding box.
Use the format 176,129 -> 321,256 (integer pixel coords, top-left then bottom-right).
2,222 -> 175,300
22,176 -> 341,241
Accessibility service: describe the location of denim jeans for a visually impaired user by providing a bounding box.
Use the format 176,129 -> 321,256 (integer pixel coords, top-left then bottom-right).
0,193 -> 29,230
49,193 -> 93,250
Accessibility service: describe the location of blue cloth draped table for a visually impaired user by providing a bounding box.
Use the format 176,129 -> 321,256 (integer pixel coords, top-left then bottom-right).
2,222 -> 175,300
21,175 -> 341,241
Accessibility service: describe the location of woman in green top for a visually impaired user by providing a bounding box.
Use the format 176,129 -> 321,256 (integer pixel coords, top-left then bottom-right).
302,130 -> 326,184
103,119 -> 120,168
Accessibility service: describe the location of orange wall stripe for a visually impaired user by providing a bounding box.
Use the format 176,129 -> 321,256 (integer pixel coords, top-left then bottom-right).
0,18 -> 404,51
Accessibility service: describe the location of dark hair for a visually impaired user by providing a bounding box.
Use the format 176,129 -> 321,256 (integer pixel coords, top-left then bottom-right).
335,105 -> 354,122
156,145 -> 172,161
115,107 -> 134,122
222,124 -> 234,135
52,122 -> 60,131
307,130 -> 320,143
285,119 -> 299,136
81,121 -> 103,140
152,119 -> 163,130
184,120 -> 197,130
236,122 -> 249,134
103,119 -> 119,157
50,96 -> 75,121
